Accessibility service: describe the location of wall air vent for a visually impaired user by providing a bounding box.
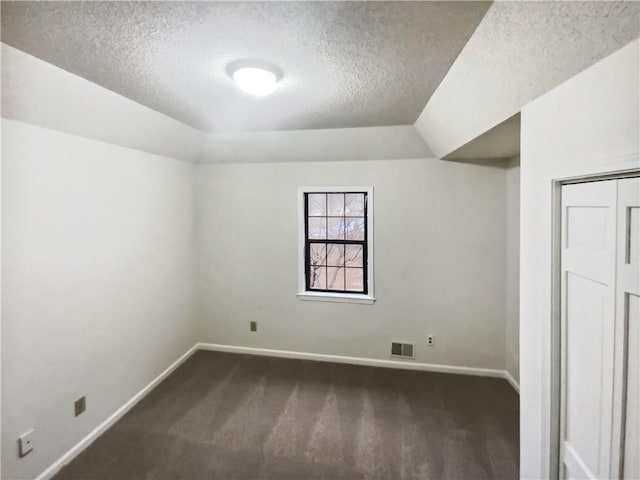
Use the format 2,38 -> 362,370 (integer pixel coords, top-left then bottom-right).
391,342 -> 415,359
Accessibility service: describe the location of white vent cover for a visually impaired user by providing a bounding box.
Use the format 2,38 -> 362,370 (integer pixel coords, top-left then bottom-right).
391,342 -> 415,359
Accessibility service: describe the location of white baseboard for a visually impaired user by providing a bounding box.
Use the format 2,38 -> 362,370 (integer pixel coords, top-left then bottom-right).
36,344 -> 200,480
37,341 -> 519,479
197,342 -> 511,380
504,370 -> 520,394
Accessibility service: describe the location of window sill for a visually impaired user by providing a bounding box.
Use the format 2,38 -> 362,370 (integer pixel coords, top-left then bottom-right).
297,291 -> 376,305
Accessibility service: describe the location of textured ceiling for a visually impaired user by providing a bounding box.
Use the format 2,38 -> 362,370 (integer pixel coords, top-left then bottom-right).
445,114 -> 521,161
416,0 -> 640,158
1,1 -> 491,132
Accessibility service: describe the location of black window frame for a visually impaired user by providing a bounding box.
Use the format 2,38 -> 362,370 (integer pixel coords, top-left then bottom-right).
303,191 -> 368,294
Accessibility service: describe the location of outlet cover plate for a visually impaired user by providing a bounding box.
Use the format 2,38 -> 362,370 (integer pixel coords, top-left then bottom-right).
75,396 -> 86,416
19,429 -> 34,457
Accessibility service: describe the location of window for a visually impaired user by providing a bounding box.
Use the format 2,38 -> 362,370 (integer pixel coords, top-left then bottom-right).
298,187 -> 374,304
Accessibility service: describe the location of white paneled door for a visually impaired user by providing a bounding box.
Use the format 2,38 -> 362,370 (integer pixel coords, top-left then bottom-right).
616,178 -> 640,480
560,177 -> 639,480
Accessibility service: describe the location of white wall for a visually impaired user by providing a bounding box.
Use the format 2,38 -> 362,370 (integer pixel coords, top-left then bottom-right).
1,119 -> 198,480
201,126 -> 431,163
505,157 -> 520,385
415,2 -> 639,158
520,39 -> 639,478
195,158 -> 508,370
2,44 -> 204,162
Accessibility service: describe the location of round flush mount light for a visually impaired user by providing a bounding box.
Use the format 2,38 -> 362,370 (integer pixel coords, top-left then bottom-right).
233,67 -> 277,96
227,60 -> 282,96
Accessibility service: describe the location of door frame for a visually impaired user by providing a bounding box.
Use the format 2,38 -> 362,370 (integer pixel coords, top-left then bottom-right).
549,168 -> 640,479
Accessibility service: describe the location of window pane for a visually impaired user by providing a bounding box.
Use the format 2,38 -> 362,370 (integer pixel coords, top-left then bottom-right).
327,193 -> 344,216
309,244 -> 326,265
327,267 -> 345,290
345,217 -> 365,240
326,244 -> 345,267
345,244 -> 363,267
308,266 -> 326,289
346,268 -> 364,292
308,194 -> 326,216
308,217 -> 326,239
327,217 -> 345,240
345,193 -> 365,216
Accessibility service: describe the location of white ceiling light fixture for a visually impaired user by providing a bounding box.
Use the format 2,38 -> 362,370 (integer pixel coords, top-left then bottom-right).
231,64 -> 280,96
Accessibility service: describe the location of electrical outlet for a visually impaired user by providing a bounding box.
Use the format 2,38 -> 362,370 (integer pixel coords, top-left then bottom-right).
19,430 -> 34,457
250,321 -> 257,332
427,335 -> 435,346
74,396 -> 86,417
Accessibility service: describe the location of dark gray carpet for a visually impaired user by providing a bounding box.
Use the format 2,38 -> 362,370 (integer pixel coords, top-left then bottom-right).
54,351 -> 519,480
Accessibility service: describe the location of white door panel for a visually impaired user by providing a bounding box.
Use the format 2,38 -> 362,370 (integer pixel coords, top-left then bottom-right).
562,181 -> 618,285
628,207 -> 640,266
615,178 -> 640,480
561,180 -> 617,480
560,176 -> 640,480
565,272 -> 608,475
623,294 -> 639,480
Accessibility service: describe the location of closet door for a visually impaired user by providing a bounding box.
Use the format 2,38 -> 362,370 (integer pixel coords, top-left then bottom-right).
614,178 -> 639,479
560,180 -> 617,479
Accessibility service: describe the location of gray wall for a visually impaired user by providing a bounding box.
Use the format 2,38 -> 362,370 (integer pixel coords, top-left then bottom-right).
195,158 -> 508,370
1,119 -> 198,480
505,157 -> 520,384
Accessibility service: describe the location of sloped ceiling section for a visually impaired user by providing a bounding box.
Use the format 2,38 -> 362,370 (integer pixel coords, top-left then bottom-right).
1,44 -> 204,162
415,1 -> 640,159
1,44 -> 432,162
3,1 -> 639,163
1,0 -> 490,132
445,115 -> 520,162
